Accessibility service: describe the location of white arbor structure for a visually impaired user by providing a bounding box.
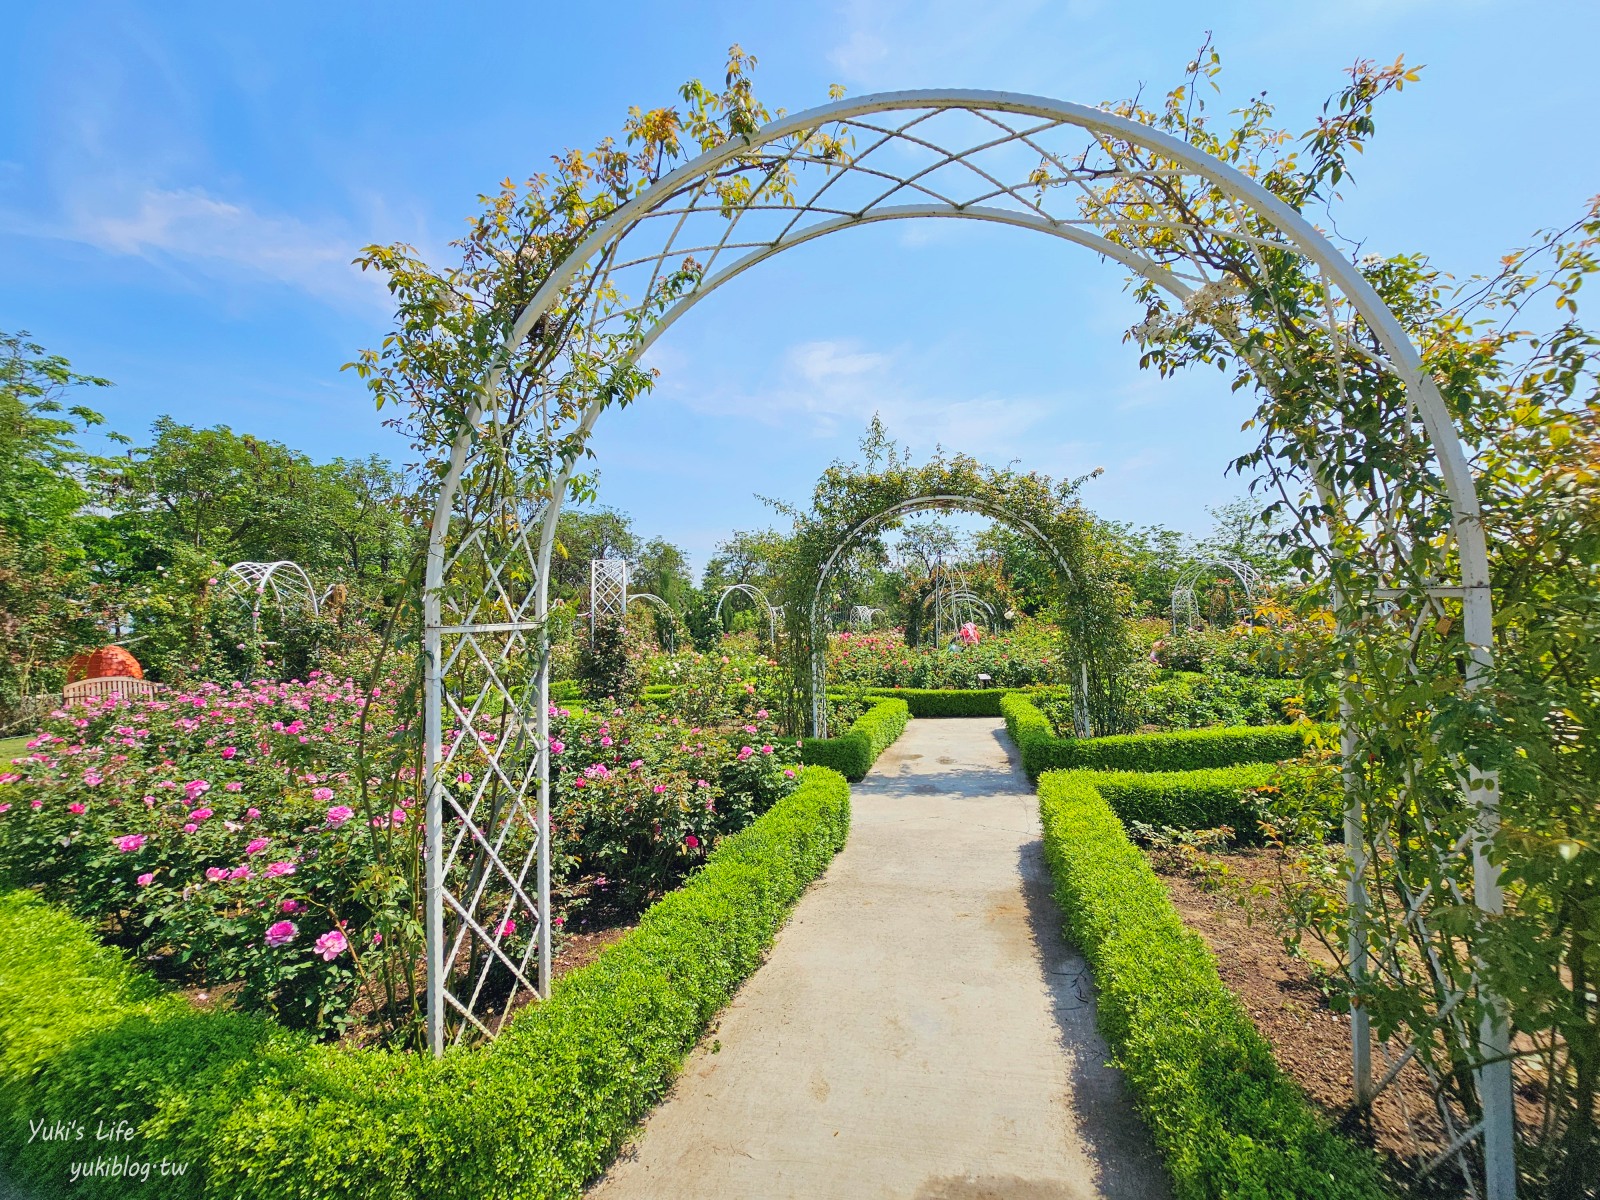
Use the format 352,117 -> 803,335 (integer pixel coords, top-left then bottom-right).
420,90 -> 1511,1197
1169,556 -> 1263,633
217,560 -> 321,636
713,582 -> 780,643
626,592 -> 680,652
588,558 -> 629,640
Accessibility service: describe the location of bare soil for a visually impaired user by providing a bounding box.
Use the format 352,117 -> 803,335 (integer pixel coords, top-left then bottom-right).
1147,848 -> 1461,1193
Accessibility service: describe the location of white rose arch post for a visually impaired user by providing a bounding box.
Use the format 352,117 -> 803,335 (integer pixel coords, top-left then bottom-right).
422,90 -> 1514,1198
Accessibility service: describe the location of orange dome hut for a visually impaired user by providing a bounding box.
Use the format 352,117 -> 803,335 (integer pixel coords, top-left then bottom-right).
66,645 -> 145,684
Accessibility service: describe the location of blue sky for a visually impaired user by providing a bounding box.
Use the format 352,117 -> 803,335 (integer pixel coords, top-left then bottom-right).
3,0 -> 1595,572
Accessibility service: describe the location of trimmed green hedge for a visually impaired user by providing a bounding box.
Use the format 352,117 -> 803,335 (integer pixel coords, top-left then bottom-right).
800,698 -> 910,781
548,679 -> 582,705
1037,771 -> 1391,1200
1000,692 -> 1315,779
853,687 -> 1007,717
1082,763 -> 1276,832
0,768 -> 852,1199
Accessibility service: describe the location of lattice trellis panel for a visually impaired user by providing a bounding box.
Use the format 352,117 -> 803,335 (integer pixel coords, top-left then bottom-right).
589,558 -> 629,640
425,498 -> 550,1049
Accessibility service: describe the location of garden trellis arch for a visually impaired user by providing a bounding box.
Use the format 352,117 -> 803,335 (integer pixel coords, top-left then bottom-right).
421,88 -> 1511,1198
713,582 -> 780,642
1169,556 -> 1263,634
807,491 -> 1085,738
217,560 -> 321,637
625,592 -> 680,651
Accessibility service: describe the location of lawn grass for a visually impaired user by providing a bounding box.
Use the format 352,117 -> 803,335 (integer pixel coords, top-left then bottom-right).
0,737 -> 29,765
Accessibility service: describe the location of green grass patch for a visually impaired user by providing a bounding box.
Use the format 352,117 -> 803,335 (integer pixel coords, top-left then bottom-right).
0,736 -> 30,765
1036,770 -> 1391,1200
0,768 -> 852,1199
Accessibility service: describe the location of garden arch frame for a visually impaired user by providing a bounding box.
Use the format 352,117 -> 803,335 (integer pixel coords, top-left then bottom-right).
713,582 -> 780,643
625,592 -> 679,652
420,88 -> 1509,1198
217,560 -> 321,637
1169,555 -> 1263,634
807,492 -> 1083,737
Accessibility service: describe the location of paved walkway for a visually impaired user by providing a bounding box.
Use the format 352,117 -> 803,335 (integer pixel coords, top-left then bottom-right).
588,717 -> 1170,1200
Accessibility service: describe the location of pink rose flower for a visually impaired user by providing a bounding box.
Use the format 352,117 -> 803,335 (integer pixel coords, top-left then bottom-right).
313,929 -> 348,961
221,746 -> 237,759
498,919 -> 516,937
245,837 -> 270,855
281,898 -> 301,914
265,920 -> 297,948
548,739 -> 564,755
230,864 -> 252,880
246,807 -> 260,820
312,787 -> 334,802
205,867 -> 228,882
68,802 -> 86,815
114,833 -> 147,853
685,834 -> 700,849
225,781 -> 243,792
265,860 -> 296,877
189,807 -> 213,822
325,805 -> 353,827
136,873 -> 154,887
653,784 -> 667,794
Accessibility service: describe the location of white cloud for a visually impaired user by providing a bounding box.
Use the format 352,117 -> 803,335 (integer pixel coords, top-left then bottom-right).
652,335 -> 1087,461
52,186 -> 387,311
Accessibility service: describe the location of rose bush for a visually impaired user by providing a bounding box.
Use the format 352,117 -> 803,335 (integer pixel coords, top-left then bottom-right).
826,629 -> 1063,690
0,668 -> 801,1038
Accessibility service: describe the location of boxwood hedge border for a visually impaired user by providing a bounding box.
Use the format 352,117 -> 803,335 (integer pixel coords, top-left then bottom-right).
0,768 -> 851,1199
1000,691 -> 1319,779
1036,770 -> 1391,1200
798,698 -> 909,781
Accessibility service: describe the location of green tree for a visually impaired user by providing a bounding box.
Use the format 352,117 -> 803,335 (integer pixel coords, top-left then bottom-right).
0,331 -> 115,716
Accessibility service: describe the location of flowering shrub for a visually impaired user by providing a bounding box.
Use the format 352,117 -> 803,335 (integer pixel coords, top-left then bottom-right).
826,629 -> 1064,689
0,670 -> 800,1038
551,700 -> 799,909
648,639 -> 784,725
0,673 -> 412,1034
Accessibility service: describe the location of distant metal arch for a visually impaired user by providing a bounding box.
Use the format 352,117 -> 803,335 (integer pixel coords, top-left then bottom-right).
1169,556 -> 1263,634
713,583 -> 780,643
625,592 -> 680,652
217,560 -> 320,636
810,494 -> 1080,738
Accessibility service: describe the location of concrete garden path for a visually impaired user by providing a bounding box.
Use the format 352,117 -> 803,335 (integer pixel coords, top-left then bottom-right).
588,717 -> 1170,1200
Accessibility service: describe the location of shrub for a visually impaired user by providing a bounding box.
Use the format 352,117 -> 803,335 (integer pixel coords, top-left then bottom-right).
1001,692 -> 1316,779
1078,763 -> 1276,832
0,766 -> 851,1200
553,703 -> 798,910
1036,771 -> 1390,1200
799,698 -> 909,781
826,630 -> 1064,690
832,687 -> 1010,717
576,619 -> 646,705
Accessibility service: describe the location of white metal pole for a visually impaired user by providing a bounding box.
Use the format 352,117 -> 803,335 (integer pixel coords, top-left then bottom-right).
1463,579 -> 1515,1200
423,594 -> 444,1056
1340,684 -> 1372,1104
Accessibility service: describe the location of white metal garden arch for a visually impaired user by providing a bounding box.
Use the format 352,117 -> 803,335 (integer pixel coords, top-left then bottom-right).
809,492 -> 1083,738
421,88 -> 1509,1199
1169,555 -> 1263,634
713,582 -> 780,643
217,560 -> 321,637
625,591 -> 680,652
